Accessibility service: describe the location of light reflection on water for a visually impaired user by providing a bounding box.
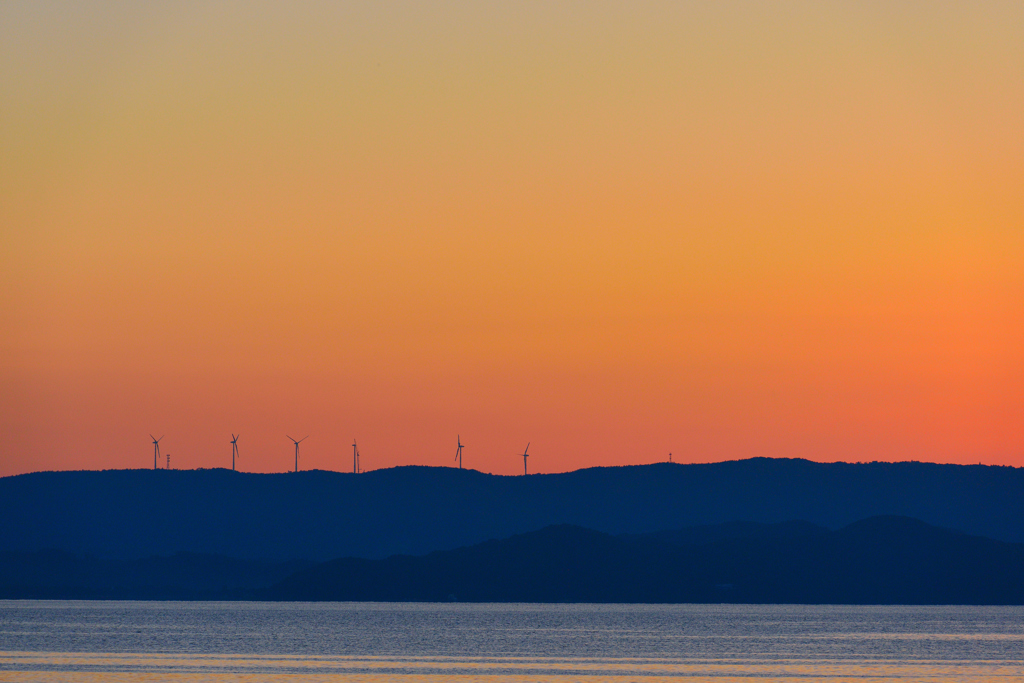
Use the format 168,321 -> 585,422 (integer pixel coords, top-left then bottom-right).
1,601 -> 1021,681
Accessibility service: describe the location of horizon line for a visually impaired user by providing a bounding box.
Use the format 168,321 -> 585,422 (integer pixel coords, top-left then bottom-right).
4,456 -> 1019,480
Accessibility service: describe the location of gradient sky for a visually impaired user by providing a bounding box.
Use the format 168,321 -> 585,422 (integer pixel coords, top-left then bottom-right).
2,1 -> 1022,477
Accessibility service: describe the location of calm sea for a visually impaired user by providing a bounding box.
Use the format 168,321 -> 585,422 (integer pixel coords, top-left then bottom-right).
0,601 -> 1021,681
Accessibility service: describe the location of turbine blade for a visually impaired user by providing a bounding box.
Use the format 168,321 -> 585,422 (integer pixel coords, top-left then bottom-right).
287,435 -> 294,441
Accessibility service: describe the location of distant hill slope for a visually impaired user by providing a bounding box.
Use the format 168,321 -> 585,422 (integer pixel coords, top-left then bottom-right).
1,459 -> 1022,560
0,519 -> 822,601
3,517 -> 1022,604
268,517 -> 1024,604
0,550 -> 310,600
622,519 -> 829,546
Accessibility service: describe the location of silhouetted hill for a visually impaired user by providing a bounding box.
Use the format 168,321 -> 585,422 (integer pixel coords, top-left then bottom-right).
623,519 -> 829,547
0,550 -> 310,600
268,517 -> 1024,604
269,525 -> 662,603
1,459 -> 1022,560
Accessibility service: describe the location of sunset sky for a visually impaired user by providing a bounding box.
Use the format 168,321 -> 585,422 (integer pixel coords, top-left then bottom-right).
2,1 -> 1022,477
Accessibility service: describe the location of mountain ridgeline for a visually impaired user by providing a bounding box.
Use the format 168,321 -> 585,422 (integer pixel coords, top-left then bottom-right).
1,458 -> 1022,561
267,517 -> 1024,604
3,517 -> 1023,604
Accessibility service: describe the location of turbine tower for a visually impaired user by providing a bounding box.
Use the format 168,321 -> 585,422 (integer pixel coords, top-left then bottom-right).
521,442 -> 530,475
352,439 -> 360,474
150,435 -> 163,470
455,435 -> 464,469
287,435 -> 308,473
231,434 -> 240,471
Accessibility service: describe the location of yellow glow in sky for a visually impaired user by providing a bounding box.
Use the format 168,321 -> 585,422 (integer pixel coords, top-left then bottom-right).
2,2 -> 1022,475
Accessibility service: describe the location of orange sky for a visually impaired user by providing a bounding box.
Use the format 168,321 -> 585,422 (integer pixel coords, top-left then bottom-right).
2,1 -> 1022,477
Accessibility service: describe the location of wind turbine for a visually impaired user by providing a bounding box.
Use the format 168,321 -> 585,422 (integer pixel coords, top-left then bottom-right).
352,439 -> 360,474
231,434 -> 240,471
455,435 -> 464,469
521,442 -> 530,475
287,435 -> 308,473
150,435 -> 163,470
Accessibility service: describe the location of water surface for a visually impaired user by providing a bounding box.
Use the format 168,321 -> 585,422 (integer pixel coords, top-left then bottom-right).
1,601 -> 1021,681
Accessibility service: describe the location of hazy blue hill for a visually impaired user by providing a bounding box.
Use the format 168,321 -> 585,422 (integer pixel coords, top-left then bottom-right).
768,515 -> 1024,604
0,459 -> 1022,561
268,525 -> 670,603
3,515 -> 1023,603
622,519 -> 829,547
0,549 -> 311,599
267,517 -> 1024,604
